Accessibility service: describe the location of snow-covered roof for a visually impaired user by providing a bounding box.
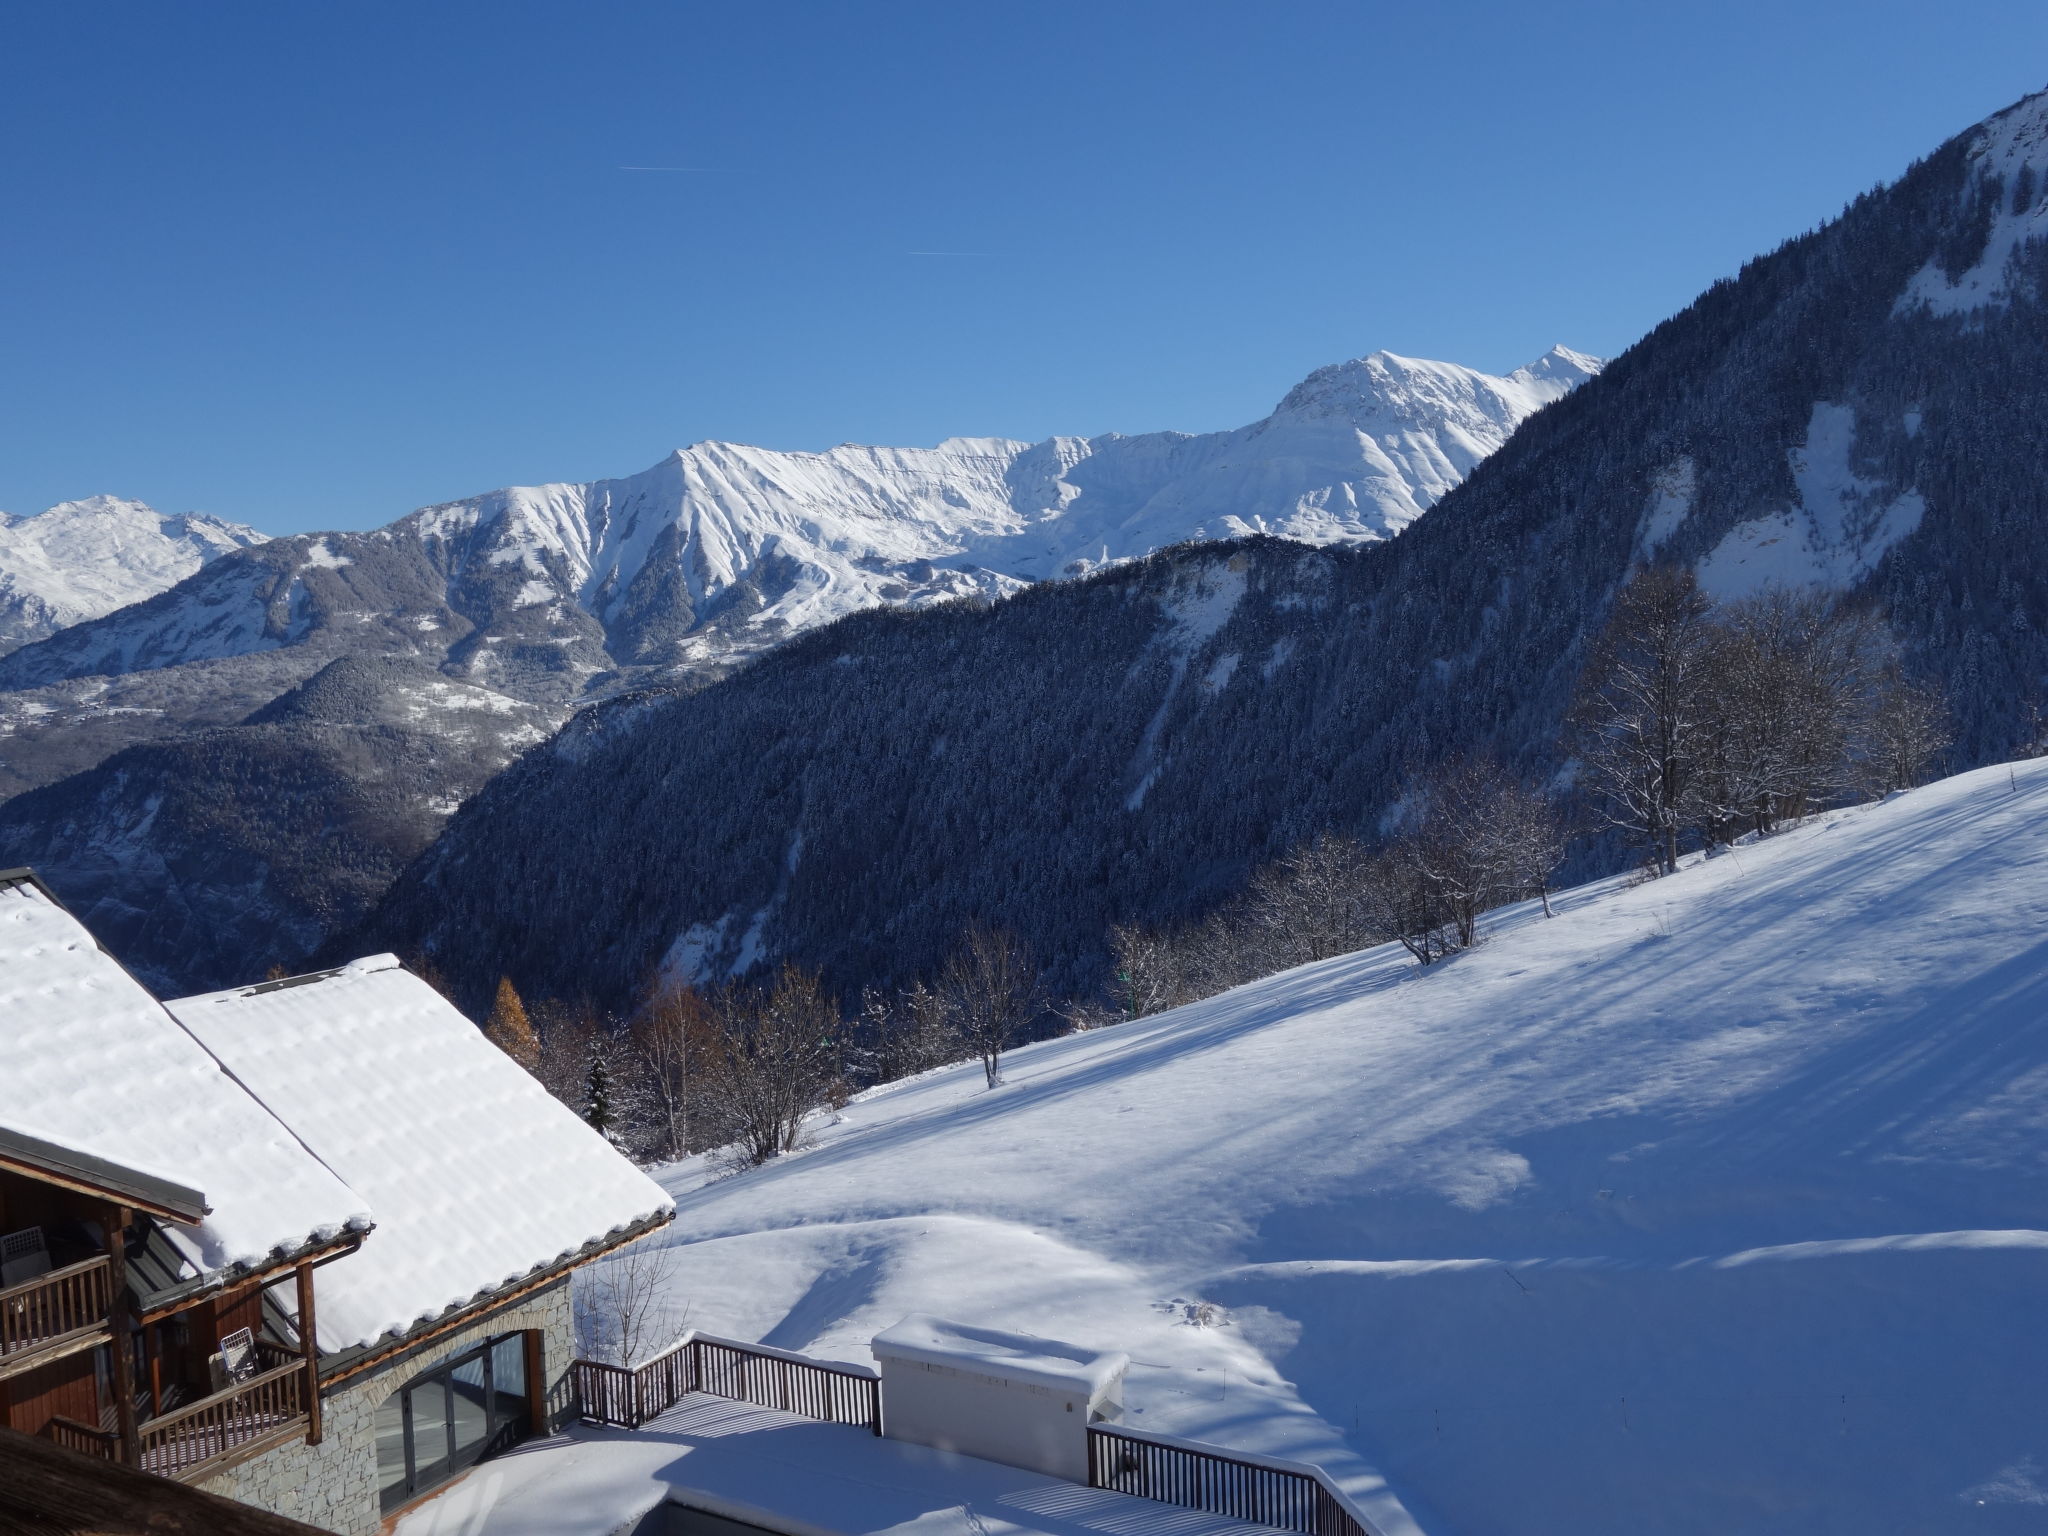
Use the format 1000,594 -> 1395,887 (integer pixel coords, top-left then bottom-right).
0,876 -> 371,1277
168,955 -> 674,1352
871,1315 -> 1128,1398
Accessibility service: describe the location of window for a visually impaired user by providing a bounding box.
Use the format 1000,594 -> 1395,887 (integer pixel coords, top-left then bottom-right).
376,1332 -> 533,1513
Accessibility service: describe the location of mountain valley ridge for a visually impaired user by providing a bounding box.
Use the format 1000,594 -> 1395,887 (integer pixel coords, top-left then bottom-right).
0,348 -> 1593,993
349,87 -> 2048,1019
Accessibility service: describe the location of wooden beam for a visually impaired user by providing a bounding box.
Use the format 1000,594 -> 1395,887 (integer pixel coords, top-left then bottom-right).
294,1261 -> 321,1446
135,1233 -> 364,1326
103,1207 -> 139,1469
0,1154 -> 197,1226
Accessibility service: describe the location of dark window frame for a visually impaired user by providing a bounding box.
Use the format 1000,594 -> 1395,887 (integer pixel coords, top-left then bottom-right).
377,1330 -> 533,1513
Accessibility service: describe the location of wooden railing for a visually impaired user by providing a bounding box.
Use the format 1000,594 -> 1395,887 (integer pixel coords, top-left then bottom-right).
1087,1423 -> 1380,1536
0,1255 -> 113,1361
138,1358 -> 308,1480
44,1414 -> 119,1460
573,1332 -> 881,1434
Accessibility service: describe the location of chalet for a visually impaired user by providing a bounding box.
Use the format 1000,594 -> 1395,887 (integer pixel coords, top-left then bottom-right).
0,868 -> 675,1534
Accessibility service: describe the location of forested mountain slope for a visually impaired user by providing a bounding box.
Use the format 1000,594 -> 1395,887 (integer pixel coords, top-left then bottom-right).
600,757 -> 2048,1536
0,657 -> 549,993
353,88 -> 2048,1013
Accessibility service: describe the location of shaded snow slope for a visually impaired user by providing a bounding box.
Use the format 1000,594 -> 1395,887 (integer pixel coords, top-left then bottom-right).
1,348 -> 1594,691
0,496 -> 265,656
1897,88 -> 2048,316
617,759 -> 2048,1536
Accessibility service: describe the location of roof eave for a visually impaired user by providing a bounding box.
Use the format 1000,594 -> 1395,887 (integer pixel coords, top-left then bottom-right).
318,1206 -> 675,1385
0,1123 -> 210,1223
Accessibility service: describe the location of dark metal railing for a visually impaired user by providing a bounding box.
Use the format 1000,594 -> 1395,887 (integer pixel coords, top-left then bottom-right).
1087,1423 -> 1376,1536
573,1332 -> 881,1434
0,1255 -> 114,1360
692,1334 -> 881,1431
138,1358 -> 308,1480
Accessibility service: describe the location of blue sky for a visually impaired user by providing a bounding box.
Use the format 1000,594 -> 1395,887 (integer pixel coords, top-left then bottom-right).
5,2 -> 2046,534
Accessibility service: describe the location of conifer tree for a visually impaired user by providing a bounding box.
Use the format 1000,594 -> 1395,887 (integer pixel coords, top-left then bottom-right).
483,975 -> 541,1074
584,1056 -> 614,1138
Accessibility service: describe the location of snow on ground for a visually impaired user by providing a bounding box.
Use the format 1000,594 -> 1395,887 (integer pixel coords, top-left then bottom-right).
399,1394 -> 1299,1536
581,759 -> 2048,1536
1695,403 -> 1924,600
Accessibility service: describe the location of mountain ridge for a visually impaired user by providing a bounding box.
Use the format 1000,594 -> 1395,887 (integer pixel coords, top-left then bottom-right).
0,495 -> 267,656
0,345 -> 1597,696
344,88 -> 2048,1013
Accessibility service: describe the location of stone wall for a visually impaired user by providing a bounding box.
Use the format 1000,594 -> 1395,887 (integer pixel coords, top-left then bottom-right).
198,1275 -> 576,1536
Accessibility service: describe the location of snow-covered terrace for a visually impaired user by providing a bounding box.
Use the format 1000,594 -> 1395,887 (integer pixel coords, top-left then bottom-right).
395,1391 -> 1298,1536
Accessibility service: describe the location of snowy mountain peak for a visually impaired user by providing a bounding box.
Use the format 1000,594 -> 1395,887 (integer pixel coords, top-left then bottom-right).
0,496 -> 267,656
1272,346 -> 1600,432
0,343 -> 1597,689
1511,343 -> 1604,388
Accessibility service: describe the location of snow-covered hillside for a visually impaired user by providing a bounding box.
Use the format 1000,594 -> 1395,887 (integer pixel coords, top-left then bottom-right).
2,347 -> 1594,692
0,496 -> 265,655
611,759 -> 2048,1536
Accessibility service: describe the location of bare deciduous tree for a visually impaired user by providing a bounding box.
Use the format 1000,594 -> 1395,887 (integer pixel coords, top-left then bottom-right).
854,980 -> 966,1082
573,1233 -> 689,1367
1108,922 -> 1184,1021
1571,567 -> 1719,874
631,977 -> 708,1163
1692,590 -> 1883,839
1857,665 -> 1952,795
1239,834 -> 1381,970
695,964 -> 843,1166
938,924 -> 1040,1088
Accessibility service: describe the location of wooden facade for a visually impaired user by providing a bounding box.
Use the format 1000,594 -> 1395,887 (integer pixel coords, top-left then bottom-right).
0,1161 -> 339,1486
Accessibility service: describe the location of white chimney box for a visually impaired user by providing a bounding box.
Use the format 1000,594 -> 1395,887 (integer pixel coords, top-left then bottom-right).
871,1314 -> 1128,1481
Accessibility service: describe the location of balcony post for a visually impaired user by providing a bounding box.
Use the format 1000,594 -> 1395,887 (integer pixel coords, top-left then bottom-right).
104,1205 -> 140,1467
295,1258 -> 322,1445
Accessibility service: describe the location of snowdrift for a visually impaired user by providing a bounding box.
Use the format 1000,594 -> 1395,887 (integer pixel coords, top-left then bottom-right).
624,759 -> 2048,1535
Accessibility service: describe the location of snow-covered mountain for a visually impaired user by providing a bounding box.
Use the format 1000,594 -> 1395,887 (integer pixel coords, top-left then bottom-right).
328,343 -> 1601,671
0,347 -> 1596,694
0,495 -> 266,656
576,758 -> 2048,1536
354,88 -> 2048,1015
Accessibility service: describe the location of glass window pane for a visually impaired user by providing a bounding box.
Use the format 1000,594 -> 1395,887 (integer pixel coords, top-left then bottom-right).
491,1334 -> 527,1424
409,1376 -> 451,1487
449,1354 -> 491,1466
375,1390 -> 409,1512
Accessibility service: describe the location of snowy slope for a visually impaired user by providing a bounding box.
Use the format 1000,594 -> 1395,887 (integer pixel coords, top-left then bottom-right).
1,348 -> 1594,691
0,495 -> 265,655
607,760 -> 2048,1536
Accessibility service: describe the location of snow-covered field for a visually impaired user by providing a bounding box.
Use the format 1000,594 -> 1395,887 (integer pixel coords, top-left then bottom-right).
604,758 -> 2048,1536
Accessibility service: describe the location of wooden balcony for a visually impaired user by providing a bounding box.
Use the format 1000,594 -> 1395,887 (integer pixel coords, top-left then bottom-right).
138,1355 -> 311,1482
0,1254 -> 113,1376
37,1348 -> 313,1485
